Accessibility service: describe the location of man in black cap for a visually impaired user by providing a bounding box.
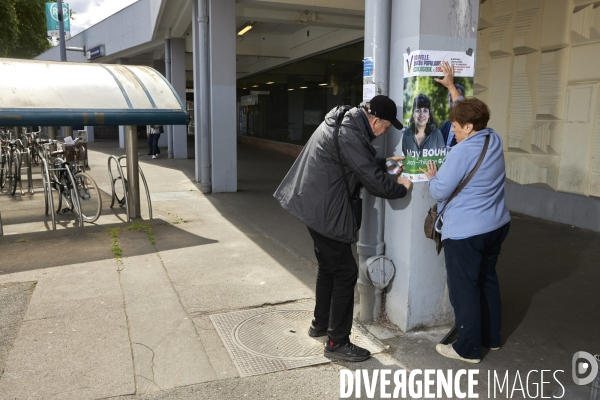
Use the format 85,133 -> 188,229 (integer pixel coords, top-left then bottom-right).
274,95 -> 412,362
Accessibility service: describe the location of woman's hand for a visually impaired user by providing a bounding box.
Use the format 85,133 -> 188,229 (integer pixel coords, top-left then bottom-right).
420,160 -> 438,179
433,61 -> 454,89
434,61 -> 461,102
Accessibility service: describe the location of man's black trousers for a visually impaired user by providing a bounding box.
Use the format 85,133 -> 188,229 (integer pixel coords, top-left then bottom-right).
307,227 -> 357,344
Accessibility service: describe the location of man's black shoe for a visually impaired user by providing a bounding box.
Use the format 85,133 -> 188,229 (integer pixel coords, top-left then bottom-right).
324,341 -> 371,362
308,320 -> 327,337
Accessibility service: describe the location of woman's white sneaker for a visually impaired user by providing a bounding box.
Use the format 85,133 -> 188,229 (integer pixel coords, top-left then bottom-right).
436,343 -> 481,364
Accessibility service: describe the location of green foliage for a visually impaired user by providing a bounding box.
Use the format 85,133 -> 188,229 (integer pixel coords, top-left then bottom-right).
0,0 -> 19,58
403,76 -> 474,128
0,0 -> 52,59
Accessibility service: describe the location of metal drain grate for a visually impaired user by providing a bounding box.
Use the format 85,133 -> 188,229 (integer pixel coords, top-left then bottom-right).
210,302 -> 385,377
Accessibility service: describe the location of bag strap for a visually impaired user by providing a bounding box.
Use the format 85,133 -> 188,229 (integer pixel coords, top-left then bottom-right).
333,123 -> 354,201
438,134 -> 490,215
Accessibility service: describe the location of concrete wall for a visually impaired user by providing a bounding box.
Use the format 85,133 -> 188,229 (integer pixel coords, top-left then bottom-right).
476,0 -> 600,232
36,0 -> 156,63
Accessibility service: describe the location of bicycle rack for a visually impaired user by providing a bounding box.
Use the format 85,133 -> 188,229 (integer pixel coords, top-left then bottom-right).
108,155 -> 152,222
19,147 -> 34,195
40,158 -> 56,231
42,149 -> 84,230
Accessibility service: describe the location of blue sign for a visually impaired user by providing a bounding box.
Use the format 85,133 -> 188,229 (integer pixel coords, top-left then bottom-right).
87,45 -> 105,60
363,57 -> 374,78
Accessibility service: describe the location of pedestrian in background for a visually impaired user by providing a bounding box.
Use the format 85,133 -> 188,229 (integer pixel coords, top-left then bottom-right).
421,98 -> 511,364
147,125 -> 162,159
275,95 -> 412,362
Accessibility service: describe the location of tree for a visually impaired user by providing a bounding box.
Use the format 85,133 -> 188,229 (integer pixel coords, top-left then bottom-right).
0,0 -> 52,59
0,0 -> 20,58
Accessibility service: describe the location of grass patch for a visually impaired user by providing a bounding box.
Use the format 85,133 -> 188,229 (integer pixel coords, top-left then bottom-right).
107,221 -> 157,261
16,238 -> 28,243
125,220 -> 156,246
107,228 -> 122,260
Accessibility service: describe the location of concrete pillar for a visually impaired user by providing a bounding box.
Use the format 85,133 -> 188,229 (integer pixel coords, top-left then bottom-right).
84,126 -> 95,143
357,0 -> 392,323
62,126 -> 73,139
47,126 -> 56,140
384,0 -> 479,332
170,38 -> 188,159
119,126 -> 125,149
208,0 -> 236,192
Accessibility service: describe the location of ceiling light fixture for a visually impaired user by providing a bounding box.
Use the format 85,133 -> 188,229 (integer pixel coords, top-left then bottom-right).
237,24 -> 253,36
300,86 -> 308,89
318,83 -> 327,86
287,89 -> 294,91
252,85 -> 259,88
266,82 -> 274,84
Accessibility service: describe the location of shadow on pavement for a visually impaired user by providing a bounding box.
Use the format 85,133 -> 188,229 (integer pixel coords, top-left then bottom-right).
0,219 -> 218,275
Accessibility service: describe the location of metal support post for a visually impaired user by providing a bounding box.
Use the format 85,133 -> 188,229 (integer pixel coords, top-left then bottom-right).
48,126 -> 57,140
57,0 -> 67,62
193,0 -> 212,190
198,0 -> 212,193
62,126 -> 73,139
124,125 -> 141,219
357,0 -> 392,323
165,37 -> 174,159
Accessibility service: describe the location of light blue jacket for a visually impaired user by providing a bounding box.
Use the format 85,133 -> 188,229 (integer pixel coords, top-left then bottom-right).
428,128 -> 511,240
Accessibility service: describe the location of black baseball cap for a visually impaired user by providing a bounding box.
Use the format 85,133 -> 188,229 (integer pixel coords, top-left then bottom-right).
366,95 -> 403,130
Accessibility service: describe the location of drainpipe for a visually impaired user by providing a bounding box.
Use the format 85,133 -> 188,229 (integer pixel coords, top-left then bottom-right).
165,32 -> 174,159
357,0 -> 392,323
198,0 -> 212,193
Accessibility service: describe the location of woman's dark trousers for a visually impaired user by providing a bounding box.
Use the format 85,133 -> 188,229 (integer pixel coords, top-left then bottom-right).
148,134 -> 160,155
307,227 -> 358,344
443,222 -> 510,360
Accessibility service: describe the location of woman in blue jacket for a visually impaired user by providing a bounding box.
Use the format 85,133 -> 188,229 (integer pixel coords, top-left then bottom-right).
421,98 -> 511,364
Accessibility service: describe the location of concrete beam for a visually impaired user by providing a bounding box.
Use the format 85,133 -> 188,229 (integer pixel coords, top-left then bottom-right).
171,0 -> 193,38
237,0 -> 364,15
237,6 -> 364,29
237,27 -> 362,78
237,34 -> 290,58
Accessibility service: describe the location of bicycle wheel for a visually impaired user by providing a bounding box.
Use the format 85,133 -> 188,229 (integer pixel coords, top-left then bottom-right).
0,150 -> 6,189
114,176 -> 127,207
8,153 -> 18,195
56,175 -> 70,213
31,148 -> 41,165
41,162 -> 49,214
74,172 -> 102,223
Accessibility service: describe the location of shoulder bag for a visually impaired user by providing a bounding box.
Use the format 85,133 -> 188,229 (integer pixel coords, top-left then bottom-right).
424,135 -> 490,254
334,123 -> 362,231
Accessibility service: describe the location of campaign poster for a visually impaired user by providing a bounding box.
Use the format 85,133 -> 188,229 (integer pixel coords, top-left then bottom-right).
401,50 -> 475,182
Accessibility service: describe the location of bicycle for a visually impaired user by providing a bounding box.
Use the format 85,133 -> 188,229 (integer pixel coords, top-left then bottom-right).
42,140 -> 102,223
0,138 -> 22,196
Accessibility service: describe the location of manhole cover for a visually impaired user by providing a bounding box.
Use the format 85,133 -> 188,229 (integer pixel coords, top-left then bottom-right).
210,302 -> 385,377
234,310 -> 322,360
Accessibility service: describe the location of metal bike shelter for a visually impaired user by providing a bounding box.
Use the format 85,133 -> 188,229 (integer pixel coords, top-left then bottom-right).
0,58 -> 189,229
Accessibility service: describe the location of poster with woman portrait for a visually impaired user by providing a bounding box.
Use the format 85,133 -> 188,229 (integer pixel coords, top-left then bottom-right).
401,50 -> 475,182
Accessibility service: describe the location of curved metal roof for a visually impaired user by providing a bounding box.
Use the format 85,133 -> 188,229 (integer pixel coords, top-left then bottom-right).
0,58 -> 189,126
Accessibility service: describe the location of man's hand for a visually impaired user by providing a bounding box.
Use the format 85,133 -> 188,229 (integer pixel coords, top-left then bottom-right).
387,156 -> 405,163
397,176 -> 412,191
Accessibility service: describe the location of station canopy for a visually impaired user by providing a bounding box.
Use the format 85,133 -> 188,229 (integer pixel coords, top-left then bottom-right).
0,58 -> 189,126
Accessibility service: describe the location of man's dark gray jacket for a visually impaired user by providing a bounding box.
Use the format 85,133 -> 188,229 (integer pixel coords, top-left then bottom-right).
274,106 -> 408,244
